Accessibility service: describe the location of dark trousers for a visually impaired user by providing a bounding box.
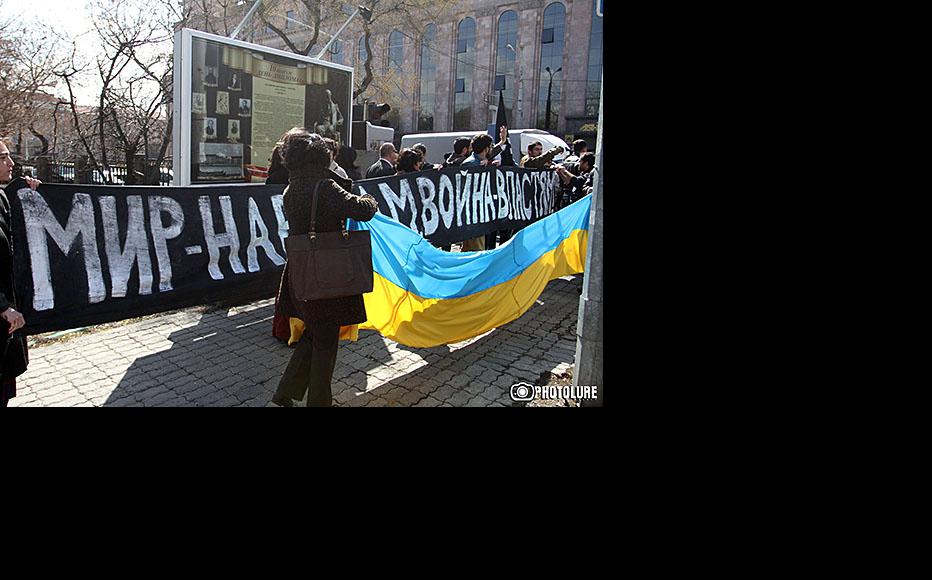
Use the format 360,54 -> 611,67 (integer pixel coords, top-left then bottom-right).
1,378 -> 15,407
275,321 -> 340,407
485,230 -> 513,249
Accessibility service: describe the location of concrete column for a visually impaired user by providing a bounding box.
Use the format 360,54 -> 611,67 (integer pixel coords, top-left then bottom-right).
472,12 -> 496,130
37,156 -> 52,182
517,5 -> 542,129
563,0 -> 593,121
434,21 -> 455,131
574,75 -> 603,406
75,155 -> 88,184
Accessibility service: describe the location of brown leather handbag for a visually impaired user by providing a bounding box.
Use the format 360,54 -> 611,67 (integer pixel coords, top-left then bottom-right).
285,180 -> 374,301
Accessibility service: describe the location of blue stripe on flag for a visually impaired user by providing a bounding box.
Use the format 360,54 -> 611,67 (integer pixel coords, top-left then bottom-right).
349,195 -> 591,300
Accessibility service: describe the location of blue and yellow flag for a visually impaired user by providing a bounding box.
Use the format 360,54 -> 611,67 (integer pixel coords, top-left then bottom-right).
347,194 -> 591,348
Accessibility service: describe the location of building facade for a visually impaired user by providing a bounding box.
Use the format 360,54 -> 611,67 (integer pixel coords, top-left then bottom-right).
190,0 -> 603,142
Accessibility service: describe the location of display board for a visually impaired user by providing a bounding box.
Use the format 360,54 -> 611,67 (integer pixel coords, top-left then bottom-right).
172,29 -> 353,185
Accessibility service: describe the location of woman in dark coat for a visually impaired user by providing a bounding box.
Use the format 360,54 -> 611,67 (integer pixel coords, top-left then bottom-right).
1,140 -> 39,406
335,145 -> 361,182
271,132 -> 378,407
266,144 -> 290,185
270,130 -> 355,345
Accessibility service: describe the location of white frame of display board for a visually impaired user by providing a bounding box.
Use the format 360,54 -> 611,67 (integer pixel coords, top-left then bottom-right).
172,28 -> 354,186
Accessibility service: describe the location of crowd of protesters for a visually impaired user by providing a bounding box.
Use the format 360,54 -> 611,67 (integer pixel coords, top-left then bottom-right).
359,128 -> 596,250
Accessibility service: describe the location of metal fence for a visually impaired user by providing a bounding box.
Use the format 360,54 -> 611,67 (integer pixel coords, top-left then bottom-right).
34,160 -> 173,186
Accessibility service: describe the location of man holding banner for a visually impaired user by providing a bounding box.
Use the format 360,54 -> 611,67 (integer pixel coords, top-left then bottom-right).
1,139 -> 41,407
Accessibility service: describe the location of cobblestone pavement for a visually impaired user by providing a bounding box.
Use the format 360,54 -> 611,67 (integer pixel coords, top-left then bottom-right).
10,276 -> 582,407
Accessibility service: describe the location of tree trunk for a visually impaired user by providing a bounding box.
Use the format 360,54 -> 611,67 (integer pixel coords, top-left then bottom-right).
29,124 -> 49,156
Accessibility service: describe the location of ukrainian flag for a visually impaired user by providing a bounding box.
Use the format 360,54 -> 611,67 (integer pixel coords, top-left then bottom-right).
348,194 -> 591,348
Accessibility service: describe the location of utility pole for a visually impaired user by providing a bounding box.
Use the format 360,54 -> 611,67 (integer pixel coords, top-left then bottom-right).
574,73 -> 603,406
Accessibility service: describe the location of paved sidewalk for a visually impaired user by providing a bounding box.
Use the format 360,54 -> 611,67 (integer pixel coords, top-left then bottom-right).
10,276 -> 582,407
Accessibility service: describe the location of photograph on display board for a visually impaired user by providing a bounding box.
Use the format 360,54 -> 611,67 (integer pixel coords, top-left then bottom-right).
216,91 -> 229,115
185,33 -> 352,183
204,66 -> 218,87
203,117 -> 217,140
228,72 -> 242,92
313,88 -> 344,142
192,92 -> 206,115
199,143 -> 244,180
238,98 -> 251,117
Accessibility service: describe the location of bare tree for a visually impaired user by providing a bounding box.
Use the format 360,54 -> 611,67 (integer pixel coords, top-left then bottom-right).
54,0 -> 185,184
243,0 -> 455,99
256,0 -> 328,56
0,3 -> 66,152
181,0 -> 243,37
351,0 -> 456,99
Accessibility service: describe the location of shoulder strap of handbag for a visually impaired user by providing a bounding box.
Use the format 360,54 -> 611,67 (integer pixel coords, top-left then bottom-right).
308,179 -> 348,240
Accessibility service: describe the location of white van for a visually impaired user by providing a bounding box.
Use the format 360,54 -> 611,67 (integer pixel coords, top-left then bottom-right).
401,129 -> 569,165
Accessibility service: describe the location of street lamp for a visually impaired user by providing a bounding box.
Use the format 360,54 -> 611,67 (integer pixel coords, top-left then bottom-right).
545,65 -> 561,131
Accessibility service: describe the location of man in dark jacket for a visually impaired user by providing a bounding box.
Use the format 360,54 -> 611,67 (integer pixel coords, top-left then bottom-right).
442,137 -> 472,167
1,140 -> 40,406
521,141 -> 564,169
563,139 -> 588,166
556,152 -> 596,204
365,142 -> 398,179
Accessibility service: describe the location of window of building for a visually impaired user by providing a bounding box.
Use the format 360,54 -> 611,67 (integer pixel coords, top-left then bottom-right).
388,30 -> 404,73
537,3 -> 565,130
384,30 -> 404,128
331,39 -> 344,65
356,36 -> 369,85
495,10 -> 518,125
585,0 -> 603,116
285,10 -> 294,29
453,17 -> 476,131
418,24 -> 437,131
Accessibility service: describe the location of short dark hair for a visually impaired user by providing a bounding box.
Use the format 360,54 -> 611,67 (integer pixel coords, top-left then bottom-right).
335,144 -> 359,175
396,148 -> 422,173
412,143 -> 428,156
528,141 -> 543,155
453,137 -> 471,156
281,131 -> 330,171
470,133 -> 493,155
379,142 -> 396,158
268,145 -> 285,173
572,139 -> 588,155
580,152 -> 596,167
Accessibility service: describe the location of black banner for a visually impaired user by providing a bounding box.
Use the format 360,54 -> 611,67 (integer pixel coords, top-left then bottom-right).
10,183 -> 287,334
353,165 -> 560,246
6,165 -> 560,334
